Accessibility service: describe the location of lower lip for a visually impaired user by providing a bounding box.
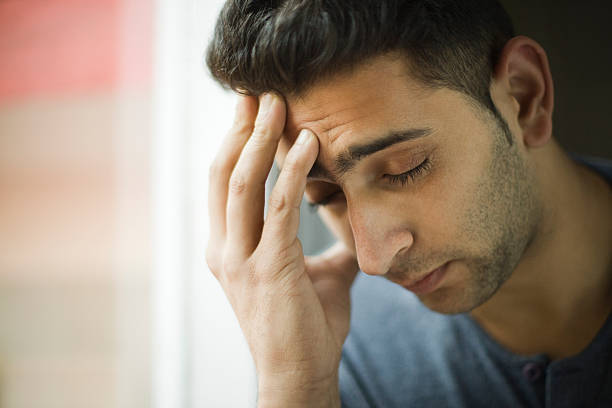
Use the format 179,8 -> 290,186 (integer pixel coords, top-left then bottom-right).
403,263 -> 448,295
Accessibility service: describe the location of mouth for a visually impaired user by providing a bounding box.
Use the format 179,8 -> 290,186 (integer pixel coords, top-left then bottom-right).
399,262 -> 449,295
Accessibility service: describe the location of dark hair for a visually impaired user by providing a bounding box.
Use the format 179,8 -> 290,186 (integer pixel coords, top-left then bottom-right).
206,0 -> 514,129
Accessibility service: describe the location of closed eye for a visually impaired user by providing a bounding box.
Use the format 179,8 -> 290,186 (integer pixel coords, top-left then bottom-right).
384,158 -> 431,186
307,157 -> 432,210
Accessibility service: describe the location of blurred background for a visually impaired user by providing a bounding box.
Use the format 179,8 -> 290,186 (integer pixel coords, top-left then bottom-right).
0,1 -> 610,407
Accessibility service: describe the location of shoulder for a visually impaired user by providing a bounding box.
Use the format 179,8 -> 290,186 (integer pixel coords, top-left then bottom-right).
572,154 -> 612,184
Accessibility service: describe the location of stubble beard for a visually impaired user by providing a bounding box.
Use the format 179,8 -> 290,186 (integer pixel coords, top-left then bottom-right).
420,116 -> 542,315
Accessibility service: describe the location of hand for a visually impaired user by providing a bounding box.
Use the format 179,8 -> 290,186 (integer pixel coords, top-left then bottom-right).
206,93 -> 359,407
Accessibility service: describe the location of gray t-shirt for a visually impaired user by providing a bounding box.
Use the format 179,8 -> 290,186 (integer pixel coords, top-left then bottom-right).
339,157 -> 612,408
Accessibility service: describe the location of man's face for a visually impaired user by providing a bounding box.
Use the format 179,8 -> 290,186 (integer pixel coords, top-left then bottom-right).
279,54 -> 542,314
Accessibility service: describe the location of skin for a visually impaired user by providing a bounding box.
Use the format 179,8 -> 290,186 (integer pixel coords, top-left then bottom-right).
281,53 -> 539,317
206,36 -> 612,406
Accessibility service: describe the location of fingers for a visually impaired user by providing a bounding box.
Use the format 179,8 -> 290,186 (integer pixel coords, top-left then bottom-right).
208,95 -> 258,245
226,93 -> 287,257
260,129 -> 319,251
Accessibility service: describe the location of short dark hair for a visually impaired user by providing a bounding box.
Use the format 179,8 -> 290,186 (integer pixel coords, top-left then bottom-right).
206,0 -> 514,126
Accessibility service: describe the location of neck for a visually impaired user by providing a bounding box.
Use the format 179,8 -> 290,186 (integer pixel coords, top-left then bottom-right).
470,141 -> 612,360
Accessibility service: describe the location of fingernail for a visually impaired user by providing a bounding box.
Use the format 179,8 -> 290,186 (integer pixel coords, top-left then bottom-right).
295,129 -> 313,145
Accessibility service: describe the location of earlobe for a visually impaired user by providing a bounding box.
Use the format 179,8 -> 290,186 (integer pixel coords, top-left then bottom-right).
494,36 -> 554,148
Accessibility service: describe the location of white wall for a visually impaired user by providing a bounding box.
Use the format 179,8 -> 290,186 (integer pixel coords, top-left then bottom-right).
187,0 -> 258,405
152,1 -> 257,407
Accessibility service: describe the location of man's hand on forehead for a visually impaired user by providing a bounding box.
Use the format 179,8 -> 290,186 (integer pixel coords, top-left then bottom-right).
206,92 -> 358,407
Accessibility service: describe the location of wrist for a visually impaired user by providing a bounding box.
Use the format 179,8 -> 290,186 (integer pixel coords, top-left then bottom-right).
257,374 -> 340,408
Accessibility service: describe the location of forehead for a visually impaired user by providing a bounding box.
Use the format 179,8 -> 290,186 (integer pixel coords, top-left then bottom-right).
284,54 -> 433,150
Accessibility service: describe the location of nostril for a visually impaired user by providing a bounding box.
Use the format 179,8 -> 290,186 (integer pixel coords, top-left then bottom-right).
353,230 -> 415,276
397,245 -> 412,257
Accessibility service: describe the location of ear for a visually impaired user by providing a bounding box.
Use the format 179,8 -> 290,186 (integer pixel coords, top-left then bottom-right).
493,36 -> 554,148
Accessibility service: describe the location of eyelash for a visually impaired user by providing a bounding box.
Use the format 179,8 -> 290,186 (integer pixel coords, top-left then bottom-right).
384,157 -> 432,186
308,157 -> 432,210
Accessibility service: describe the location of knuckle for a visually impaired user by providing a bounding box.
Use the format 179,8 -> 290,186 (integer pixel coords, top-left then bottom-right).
268,186 -> 300,213
268,192 -> 289,212
253,241 -> 303,283
281,156 -> 302,176
222,251 -> 246,283
228,170 -> 248,195
249,124 -> 273,147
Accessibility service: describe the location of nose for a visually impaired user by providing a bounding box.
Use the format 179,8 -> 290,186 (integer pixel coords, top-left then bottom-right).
348,200 -> 414,276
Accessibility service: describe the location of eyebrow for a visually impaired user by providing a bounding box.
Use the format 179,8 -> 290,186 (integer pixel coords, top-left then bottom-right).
307,127 -> 433,182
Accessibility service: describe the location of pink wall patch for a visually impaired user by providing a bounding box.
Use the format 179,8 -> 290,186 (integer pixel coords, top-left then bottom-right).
0,0 -> 151,102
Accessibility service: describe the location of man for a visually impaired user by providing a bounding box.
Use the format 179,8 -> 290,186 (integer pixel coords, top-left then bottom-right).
205,1 -> 612,406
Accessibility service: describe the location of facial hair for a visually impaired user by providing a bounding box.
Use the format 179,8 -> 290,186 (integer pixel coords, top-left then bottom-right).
387,114 -> 542,315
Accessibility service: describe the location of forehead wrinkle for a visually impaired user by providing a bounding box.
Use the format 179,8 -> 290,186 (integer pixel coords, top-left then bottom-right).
291,103 -> 356,129
325,114 -> 368,146
297,111 -> 361,148
286,94 -> 388,182
289,95 -> 379,139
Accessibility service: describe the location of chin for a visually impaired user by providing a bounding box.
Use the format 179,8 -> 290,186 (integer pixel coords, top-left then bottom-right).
418,279 -> 494,315
418,287 -> 476,315
418,258 -> 511,315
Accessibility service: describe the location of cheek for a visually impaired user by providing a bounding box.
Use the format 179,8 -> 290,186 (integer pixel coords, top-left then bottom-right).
409,151 -> 486,247
436,156 -> 500,253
